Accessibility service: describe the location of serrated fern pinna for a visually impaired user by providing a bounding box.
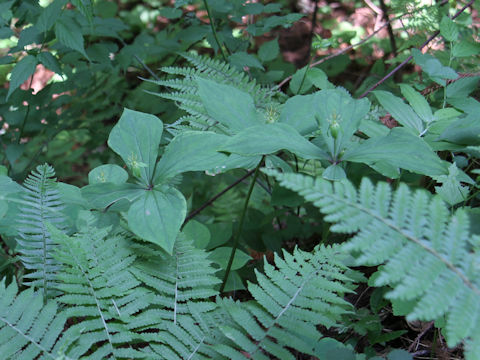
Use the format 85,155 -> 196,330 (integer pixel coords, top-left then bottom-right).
267,170 -> 480,359
144,53 -> 279,135
16,164 -> 65,302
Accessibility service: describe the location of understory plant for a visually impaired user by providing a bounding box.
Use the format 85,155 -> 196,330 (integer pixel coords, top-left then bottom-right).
1,0 -> 479,359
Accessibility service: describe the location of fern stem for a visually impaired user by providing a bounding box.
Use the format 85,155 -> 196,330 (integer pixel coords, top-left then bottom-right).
202,0 -> 228,62
220,156 -> 264,293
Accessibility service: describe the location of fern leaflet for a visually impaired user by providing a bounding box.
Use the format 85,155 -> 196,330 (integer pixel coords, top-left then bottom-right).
267,170 -> 480,359
212,245 -> 355,360
16,164 -> 65,302
48,214 -> 151,359
0,279 -> 76,359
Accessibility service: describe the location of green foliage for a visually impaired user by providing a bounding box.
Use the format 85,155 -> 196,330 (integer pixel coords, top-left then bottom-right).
16,164 -> 65,301
0,279 -> 75,359
212,245 -> 355,359
1,0 -> 479,358
267,170 -> 480,358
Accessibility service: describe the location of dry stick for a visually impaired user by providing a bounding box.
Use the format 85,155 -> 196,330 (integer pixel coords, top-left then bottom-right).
358,0 -> 475,99
182,169 -> 256,226
276,20 -> 392,89
408,321 -> 434,352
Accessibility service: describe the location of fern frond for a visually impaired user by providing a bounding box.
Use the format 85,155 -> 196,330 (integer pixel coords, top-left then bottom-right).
16,164 -> 65,301
211,245 -> 354,359
267,170 -> 480,359
0,279 -> 76,359
128,232 -> 222,359
131,232 -> 221,323
48,217 -> 151,359
144,53 -> 278,133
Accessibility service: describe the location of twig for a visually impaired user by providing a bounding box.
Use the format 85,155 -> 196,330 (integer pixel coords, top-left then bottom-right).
220,156 -> 265,294
364,0 -> 382,15
183,169 -> 255,226
379,0 -> 397,56
119,39 -> 160,81
276,20 -> 392,89
408,321 -> 434,352
358,0 -> 475,98
306,0 -> 320,63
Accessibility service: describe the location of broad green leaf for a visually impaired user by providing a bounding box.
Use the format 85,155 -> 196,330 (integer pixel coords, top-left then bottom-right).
17,26 -> 42,49
6,55 -> 37,100
154,131 -> 230,182
5,143 -> 24,166
437,113 -> 480,145
0,175 -> 23,197
446,77 -> 479,99
343,127 -> 447,177
196,78 -> 259,132
161,7 -> 182,19
440,16 -> 458,42
387,349 -> 413,360
308,67 -> 334,90
228,51 -> 264,71
314,89 -> 370,157
290,66 -> 312,94
108,108 -> 163,184
208,247 -> 251,270
88,164 -> 129,184
71,0 -> 94,23
412,49 -> 457,86
220,123 -> 328,159
279,94 -> 319,135
58,183 -> 89,229
322,164 -> 346,181
55,18 -> 89,59
127,186 -> 186,254
183,220 -> 210,249
37,51 -> 62,75
0,1 -> 14,26
81,182 -> 144,209
399,84 -> 433,124
374,90 -> 424,133
258,38 -> 279,62
434,164 -> 469,206
452,40 -> 480,58
358,118 -> 389,138
37,0 -> 66,33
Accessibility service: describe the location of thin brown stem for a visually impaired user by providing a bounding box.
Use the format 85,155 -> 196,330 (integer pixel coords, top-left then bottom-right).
358,0 -> 474,98
182,169 -> 255,226
219,156 -> 265,294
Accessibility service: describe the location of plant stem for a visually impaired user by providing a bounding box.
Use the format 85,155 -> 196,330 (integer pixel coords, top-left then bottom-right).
203,0 -> 228,62
219,156 -> 264,293
183,169 -> 256,227
358,0 -> 474,98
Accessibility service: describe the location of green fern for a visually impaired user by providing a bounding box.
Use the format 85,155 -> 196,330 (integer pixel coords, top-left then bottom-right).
267,170 -> 480,359
211,245 -> 355,359
131,232 -> 221,322
48,214 -> 152,359
143,53 -> 279,135
0,279 -> 76,359
16,164 -> 65,302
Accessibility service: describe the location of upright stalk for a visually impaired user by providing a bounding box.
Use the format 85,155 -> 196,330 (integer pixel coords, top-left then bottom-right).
220,156 -> 265,293
203,0 -> 228,62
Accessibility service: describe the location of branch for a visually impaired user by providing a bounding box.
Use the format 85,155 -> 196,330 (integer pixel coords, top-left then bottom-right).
182,169 -> 255,226
276,20 -> 392,90
358,0 -> 474,98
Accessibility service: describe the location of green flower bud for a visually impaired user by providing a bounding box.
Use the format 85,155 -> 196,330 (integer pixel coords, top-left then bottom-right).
329,121 -> 340,139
